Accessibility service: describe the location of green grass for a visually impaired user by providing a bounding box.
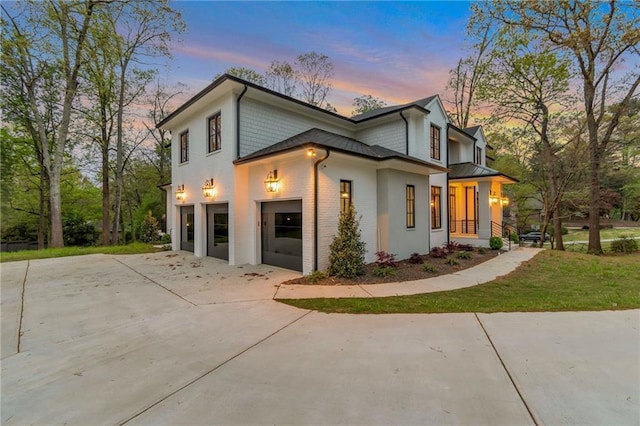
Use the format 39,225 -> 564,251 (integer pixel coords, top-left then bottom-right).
279,251 -> 640,314
0,242 -> 163,263
561,228 -> 640,243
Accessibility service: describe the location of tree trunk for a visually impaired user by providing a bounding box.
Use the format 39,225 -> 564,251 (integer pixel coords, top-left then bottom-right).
587,119 -> 602,254
38,168 -> 47,249
102,139 -> 110,246
553,213 -> 564,251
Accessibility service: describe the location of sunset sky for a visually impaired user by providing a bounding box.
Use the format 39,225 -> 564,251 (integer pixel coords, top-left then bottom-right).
167,1 -> 474,115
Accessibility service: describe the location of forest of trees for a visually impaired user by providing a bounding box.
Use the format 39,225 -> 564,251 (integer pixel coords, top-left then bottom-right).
1,0 -> 638,254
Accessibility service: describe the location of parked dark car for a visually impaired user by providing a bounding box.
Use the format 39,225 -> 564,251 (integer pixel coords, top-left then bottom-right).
519,231 -> 550,242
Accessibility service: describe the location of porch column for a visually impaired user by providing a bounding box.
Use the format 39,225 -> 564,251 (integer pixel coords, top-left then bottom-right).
478,181 -> 491,240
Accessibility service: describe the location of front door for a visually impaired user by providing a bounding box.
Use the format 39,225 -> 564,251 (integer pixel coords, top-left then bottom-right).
207,203 -> 229,260
261,200 -> 302,271
180,206 -> 194,252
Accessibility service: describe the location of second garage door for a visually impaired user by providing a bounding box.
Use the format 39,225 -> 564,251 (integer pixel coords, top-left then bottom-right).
261,200 -> 302,272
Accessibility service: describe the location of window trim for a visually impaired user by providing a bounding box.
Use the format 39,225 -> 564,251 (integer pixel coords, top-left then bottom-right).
475,146 -> 482,165
431,186 -> 442,230
430,124 -> 441,160
179,130 -> 189,163
340,180 -> 352,213
406,185 -> 415,229
207,112 -> 222,154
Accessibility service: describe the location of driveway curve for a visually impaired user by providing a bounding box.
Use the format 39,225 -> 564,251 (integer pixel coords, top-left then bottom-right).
1,252 -> 638,425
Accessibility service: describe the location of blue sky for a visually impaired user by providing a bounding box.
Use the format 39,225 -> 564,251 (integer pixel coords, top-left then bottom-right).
168,1 -> 474,115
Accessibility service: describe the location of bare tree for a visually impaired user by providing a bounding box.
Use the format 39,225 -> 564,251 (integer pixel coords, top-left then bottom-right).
265,60 -> 298,96
294,52 -> 334,108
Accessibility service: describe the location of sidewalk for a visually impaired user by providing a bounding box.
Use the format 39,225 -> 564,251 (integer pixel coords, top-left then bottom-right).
274,248 -> 542,299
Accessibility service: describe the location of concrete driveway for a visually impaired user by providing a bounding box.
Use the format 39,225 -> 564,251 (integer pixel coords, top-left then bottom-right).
1,251 -> 638,425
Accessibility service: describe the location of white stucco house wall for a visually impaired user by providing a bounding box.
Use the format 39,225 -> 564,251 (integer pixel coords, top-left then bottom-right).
157,74 -> 516,274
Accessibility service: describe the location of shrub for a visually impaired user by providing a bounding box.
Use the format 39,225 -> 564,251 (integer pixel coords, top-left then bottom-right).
489,236 -> 504,250
160,233 -> 171,244
445,257 -> 460,266
140,211 -> 160,243
444,241 -> 459,252
610,236 -> 638,254
509,233 -> 519,243
63,212 -> 97,247
430,246 -> 448,258
375,251 -> 398,267
373,266 -> 397,277
456,250 -> 472,260
457,243 -> 474,251
422,263 -> 438,273
307,270 -> 327,283
329,206 -> 367,278
478,247 -> 487,254
408,252 -> 424,264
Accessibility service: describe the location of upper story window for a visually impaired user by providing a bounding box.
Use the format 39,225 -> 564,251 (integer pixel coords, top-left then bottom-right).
475,146 -> 483,165
208,112 -> 221,153
431,186 -> 442,229
406,185 -> 415,228
430,124 -> 441,160
340,180 -> 352,213
179,130 -> 189,163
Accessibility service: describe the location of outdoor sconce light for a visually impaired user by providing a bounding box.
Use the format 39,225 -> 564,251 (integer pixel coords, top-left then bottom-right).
307,148 -> 317,158
202,178 -> 216,198
489,191 -> 499,205
264,169 -> 279,193
500,194 -> 510,207
175,184 -> 186,201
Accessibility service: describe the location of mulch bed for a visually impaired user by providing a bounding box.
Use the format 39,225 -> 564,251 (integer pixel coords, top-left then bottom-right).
283,248 -> 501,286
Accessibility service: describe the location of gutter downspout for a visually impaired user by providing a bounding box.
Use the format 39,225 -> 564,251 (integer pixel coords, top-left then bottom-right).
399,110 -> 409,155
313,148 -> 331,271
446,131 -> 451,245
236,85 -> 248,160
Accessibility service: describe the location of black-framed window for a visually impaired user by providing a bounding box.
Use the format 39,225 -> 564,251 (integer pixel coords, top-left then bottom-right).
179,130 -> 189,163
475,146 -> 482,164
430,124 -> 441,160
208,112 -> 221,153
406,185 -> 415,228
340,180 -> 352,213
431,186 -> 442,229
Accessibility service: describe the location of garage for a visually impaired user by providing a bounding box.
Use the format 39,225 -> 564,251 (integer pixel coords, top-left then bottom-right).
261,200 -> 302,271
206,203 -> 229,260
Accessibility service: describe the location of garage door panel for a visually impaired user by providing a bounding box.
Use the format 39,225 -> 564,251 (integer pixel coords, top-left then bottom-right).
261,201 -> 302,272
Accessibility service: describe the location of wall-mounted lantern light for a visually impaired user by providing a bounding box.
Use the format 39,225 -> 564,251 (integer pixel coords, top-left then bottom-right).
489,191 -> 499,205
307,148 -> 316,158
500,194 -> 509,207
175,184 -> 186,201
264,169 -> 279,193
202,178 -> 216,198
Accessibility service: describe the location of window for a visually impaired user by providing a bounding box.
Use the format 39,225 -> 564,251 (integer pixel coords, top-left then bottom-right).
475,146 -> 482,164
431,186 -> 442,229
430,124 -> 441,160
406,185 -> 415,228
340,180 -> 352,213
208,112 -> 221,153
180,130 -> 189,163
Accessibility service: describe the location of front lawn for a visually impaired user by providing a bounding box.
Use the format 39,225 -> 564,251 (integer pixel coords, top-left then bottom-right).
279,250 -> 640,313
0,242 -> 163,263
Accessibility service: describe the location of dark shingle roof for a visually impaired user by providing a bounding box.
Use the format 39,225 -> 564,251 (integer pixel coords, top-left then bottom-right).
449,162 -> 518,182
350,96 -> 437,122
234,128 -> 448,172
463,125 -> 482,137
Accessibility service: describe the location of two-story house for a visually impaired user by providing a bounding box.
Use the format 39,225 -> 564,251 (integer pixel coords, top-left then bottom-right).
157,74 -> 516,274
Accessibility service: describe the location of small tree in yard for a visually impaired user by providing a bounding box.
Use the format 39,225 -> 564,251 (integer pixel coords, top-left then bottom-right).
328,206 -> 366,278
140,211 -> 160,243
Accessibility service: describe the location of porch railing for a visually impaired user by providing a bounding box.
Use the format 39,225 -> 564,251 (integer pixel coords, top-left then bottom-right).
491,221 -> 518,250
450,220 -> 478,235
